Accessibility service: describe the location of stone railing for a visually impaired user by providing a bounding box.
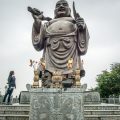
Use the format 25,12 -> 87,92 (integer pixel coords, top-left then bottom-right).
100,98 -> 120,104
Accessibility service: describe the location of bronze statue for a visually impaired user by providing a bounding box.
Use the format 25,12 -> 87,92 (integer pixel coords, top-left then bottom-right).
28,0 -> 89,88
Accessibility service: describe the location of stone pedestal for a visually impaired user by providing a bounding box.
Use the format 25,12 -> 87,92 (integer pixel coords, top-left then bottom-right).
29,84 -> 86,120
19,91 -> 30,104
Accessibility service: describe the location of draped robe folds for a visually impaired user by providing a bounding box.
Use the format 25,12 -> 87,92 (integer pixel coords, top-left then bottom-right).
32,17 -> 89,74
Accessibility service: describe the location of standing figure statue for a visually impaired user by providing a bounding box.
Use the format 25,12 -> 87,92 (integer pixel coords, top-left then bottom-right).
28,0 -> 89,87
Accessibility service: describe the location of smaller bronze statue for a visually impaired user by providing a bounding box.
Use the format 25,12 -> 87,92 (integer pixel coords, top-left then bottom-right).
67,58 -> 73,70
52,70 -> 63,88
29,59 -> 40,88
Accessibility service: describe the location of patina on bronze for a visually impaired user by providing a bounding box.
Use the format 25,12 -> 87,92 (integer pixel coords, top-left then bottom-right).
28,0 -> 89,88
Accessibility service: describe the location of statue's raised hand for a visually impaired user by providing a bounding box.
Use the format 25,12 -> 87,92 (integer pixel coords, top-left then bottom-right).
72,2 -> 85,30
32,8 -> 43,26
75,14 -> 85,30
32,8 -> 43,20
28,6 -> 52,22
28,7 -> 43,26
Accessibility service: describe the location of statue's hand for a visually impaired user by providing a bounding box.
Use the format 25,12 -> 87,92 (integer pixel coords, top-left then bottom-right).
76,16 -> 85,30
32,8 -> 43,26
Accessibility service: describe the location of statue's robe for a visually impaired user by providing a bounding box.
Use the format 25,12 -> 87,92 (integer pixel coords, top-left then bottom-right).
32,17 -> 89,74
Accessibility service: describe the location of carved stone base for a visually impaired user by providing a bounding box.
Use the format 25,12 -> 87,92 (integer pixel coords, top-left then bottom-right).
29,84 -> 87,120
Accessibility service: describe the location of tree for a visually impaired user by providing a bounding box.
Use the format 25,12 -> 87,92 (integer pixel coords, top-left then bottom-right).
95,63 -> 120,98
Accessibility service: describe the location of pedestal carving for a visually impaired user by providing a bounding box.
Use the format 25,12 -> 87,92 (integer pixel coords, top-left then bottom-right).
29,85 -> 86,120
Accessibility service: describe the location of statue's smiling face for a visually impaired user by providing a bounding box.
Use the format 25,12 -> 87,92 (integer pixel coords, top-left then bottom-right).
54,0 -> 71,18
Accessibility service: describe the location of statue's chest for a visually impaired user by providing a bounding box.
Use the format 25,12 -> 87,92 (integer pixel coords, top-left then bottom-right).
46,20 -> 76,34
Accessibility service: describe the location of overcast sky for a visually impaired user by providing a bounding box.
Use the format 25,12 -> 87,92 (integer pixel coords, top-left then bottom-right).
0,0 -> 120,97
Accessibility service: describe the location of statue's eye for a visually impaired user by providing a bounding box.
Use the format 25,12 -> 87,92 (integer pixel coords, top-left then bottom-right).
63,3 -> 68,6
56,3 -> 60,8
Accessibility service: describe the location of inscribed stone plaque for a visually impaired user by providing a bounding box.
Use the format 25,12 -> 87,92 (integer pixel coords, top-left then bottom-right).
29,87 -> 86,120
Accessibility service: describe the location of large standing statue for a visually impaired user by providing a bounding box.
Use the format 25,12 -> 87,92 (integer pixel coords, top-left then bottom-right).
28,0 -> 89,88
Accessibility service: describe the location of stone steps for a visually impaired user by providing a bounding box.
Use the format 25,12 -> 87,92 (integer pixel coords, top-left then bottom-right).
85,116 -> 120,120
84,104 -> 120,110
0,104 -> 120,120
0,116 -> 29,120
0,105 -> 29,120
85,110 -> 120,115
0,115 -> 29,117
84,104 -> 120,120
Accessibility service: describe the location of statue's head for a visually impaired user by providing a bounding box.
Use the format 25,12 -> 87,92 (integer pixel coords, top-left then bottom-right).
54,0 -> 71,18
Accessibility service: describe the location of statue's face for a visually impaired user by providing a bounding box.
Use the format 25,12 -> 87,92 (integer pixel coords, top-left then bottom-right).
54,0 -> 71,18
